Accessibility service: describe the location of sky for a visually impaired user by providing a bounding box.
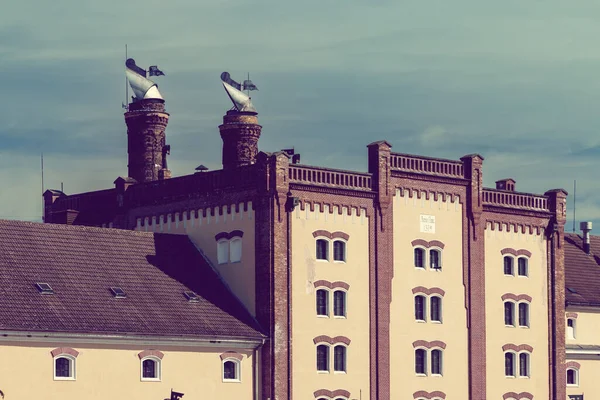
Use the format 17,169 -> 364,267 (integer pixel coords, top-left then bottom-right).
1,0 -> 600,232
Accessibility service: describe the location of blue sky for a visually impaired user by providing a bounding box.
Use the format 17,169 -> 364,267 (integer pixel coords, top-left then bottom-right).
2,0 -> 600,232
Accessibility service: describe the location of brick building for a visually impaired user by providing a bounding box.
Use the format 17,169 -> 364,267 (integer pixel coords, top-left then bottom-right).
36,67 -> 578,399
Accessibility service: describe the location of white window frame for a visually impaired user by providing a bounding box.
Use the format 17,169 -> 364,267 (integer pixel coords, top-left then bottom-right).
222,358 -> 241,383
518,301 -> 530,328
518,351 -> 531,378
217,239 -> 229,264
53,354 -> 76,381
229,236 -> 242,263
316,343 -> 331,373
333,344 -> 348,374
504,301 -> 516,327
414,347 -> 428,376
517,256 -> 529,277
316,288 -> 330,318
140,356 -> 161,382
567,367 -> 579,387
333,289 -> 347,318
504,351 -> 517,378
414,246 -> 426,269
430,348 -> 443,376
414,294 -> 427,322
503,255 -> 515,276
332,239 -> 347,263
567,318 -> 576,339
429,248 -> 442,270
315,238 -> 330,262
430,295 -> 443,323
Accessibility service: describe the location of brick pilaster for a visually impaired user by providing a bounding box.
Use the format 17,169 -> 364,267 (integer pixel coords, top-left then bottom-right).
367,141 -> 393,400
545,188 -> 568,400
461,154 -> 486,400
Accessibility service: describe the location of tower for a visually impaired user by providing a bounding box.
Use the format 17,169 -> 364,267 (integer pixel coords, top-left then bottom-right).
218,72 -> 262,169
124,58 -> 170,183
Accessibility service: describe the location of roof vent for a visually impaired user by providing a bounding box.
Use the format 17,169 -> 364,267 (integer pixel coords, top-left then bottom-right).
110,287 -> 127,298
36,283 -> 54,295
580,221 -> 593,255
184,291 -> 199,302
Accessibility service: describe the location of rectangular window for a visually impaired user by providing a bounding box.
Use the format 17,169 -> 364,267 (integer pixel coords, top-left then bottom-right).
333,241 -> 346,262
431,349 -> 442,375
518,303 -> 529,327
504,257 -> 513,275
567,318 -> 576,339
316,345 -> 329,372
430,250 -> 441,269
414,248 -> 424,268
519,353 -> 529,377
415,349 -> 426,375
316,289 -> 328,316
334,346 -> 346,372
504,302 -> 514,326
316,239 -> 329,261
333,291 -> 346,317
518,258 -> 528,276
505,353 -> 515,377
415,296 -> 425,321
430,297 -> 442,322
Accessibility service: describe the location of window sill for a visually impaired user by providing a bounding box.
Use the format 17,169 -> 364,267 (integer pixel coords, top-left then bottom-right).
415,373 -> 427,377
141,378 -> 161,382
333,315 -> 347,319
316,259 -> 329,263
414,267 -> 426,270
504,274 -> 515,277
431,373 -> 443,377
333,260 -> 347,264
416,319 -> 426,323
334,371 -> 347,374
518,376 -> 530,379
518,325 -> 530,329
317,370 -> 330,374
222,379 -> 242,383
54,377 -> 76,381
505,325 -> 516,328
505,376 -> 516,379
517,275 -> 529,278
567,384 -> 579,387
229,260 -> 242,264
317,315 -> 330,319
431,320 -> 442,324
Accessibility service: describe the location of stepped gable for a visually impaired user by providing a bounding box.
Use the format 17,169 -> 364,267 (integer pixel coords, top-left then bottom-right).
565,232 -> 600,306
0,220 -> 264,339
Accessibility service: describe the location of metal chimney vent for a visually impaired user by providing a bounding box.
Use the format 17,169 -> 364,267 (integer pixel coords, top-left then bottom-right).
580,221 -> 593,255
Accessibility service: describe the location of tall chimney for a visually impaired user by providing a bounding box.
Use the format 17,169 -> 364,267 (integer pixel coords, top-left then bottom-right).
124,98 -> 170,183
580,221 -> 593,254
219,110 -> 262,170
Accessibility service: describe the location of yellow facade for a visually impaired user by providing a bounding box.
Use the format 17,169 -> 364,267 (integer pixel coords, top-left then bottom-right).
290,204 -> 371,399
484,223 -> 549,399
0,340 -> 255,400
565,308 -> 600,399
390,190 -> 469,399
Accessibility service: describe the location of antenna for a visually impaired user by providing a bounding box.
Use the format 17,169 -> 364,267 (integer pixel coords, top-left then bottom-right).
41,153 -> 44,222
123,44 -> 129,110
573,180 -> 576,233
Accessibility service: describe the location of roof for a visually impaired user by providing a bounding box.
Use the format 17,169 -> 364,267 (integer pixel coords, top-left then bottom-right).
0,220 -> 264,340
564,232 -> 600,306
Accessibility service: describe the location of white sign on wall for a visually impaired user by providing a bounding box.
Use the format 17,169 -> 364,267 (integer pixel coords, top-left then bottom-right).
420,214 -> 436,234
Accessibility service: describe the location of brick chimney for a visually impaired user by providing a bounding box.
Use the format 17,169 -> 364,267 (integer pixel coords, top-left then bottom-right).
124,98 -> 170,183
219,110 -> 262,169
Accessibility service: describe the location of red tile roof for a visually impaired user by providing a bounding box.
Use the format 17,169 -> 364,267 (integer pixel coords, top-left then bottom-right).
0,220 -> 264,340
564,232 -> 600,306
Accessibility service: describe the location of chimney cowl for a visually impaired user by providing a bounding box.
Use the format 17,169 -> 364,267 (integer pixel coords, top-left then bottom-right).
580,221 -> 593,255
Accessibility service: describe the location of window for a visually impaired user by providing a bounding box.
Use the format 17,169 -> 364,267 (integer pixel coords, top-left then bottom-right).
519,353 -> 530,377
333,240 -> 346,262
54,355 -> 75,380
518,303 -> 529,327
504,256 -> 514,275
334,345 -> 346,372
333,291 -> 346,317
505,352 -> 515,377
504,302 -> 515,326
518,257 -> 528,276
317,345 -> 329,372
141,357 -> 161,381
430,296 -> 442,322
430,249 -> 441,270
567,368 -> 579,386
431,349 -> 442,375
415,295 -> 426,321
414,248 -> 425,268
223,359 -> 240,382
316,239 -> 329,261
567,318 -> 576,339
229,237 -> 242,263
415,349 -> 427,375
217,239 -> 229,264
316,289 -> 329,317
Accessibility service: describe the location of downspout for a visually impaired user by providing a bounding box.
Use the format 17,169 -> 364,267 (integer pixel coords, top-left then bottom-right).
550,224 -> 557,399
287,202 -> 293,400
254,338 -> 266,400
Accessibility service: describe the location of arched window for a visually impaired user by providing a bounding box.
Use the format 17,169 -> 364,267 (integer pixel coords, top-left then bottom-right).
504,302 -> 515,326
414,248 -> 425,269
217,239 -> 229,264
333,240 -> 346,262
141,357 -> 161,381
518,303 -> 529,327
504,352 -> 515,377
333,290 -> 346,317
415,349 -> 427,375
54,355 -> 76,380
222,358 -> 241,382
567,318 -> 576,339
334,345 -> 346,372
519,353 -> 530,377
430,296 -> 442,322
316,344 -> 329,372
504,256 -> 514,275
430,249 -> 441,270
517,257 -> 528,276
229,237 -> 242,263
316,239 -> 329,261
567,367 -> 579,386
316,289 -> 329,317
415,295 -> 426,321
431,349 -> 443,375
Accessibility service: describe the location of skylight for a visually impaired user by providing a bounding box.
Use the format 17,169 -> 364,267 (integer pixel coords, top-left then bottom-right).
36,283 -> 54,295
184,291 -> 199,302
110,287 -> 127,298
